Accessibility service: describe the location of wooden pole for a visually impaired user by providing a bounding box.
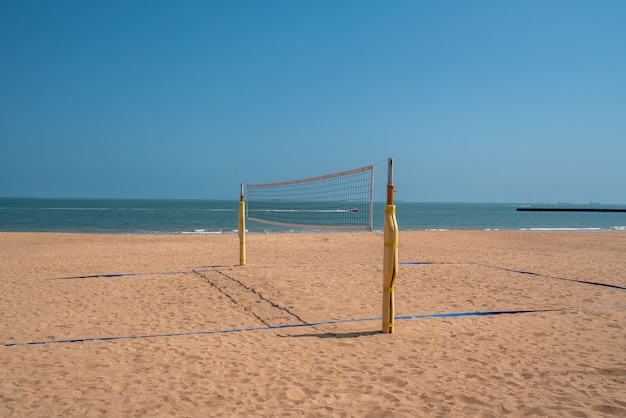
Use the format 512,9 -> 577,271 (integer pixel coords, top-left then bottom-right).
382,158 -> 398,333
239,184 -> 246,266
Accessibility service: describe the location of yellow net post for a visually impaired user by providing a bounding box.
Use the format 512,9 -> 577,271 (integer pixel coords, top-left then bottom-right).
382,158 -> 398,334
239,184 -> 246,266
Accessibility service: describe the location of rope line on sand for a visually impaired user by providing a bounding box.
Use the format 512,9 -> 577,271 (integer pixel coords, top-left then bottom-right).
29,262 -> 625,293
6,261 -> 620,347
36,261 -> 625,290
35,268 -> 229,281
399,261 -> 626,291
3,304 -> 624,348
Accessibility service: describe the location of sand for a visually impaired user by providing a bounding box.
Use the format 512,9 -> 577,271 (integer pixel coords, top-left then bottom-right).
1,231 -> 625,417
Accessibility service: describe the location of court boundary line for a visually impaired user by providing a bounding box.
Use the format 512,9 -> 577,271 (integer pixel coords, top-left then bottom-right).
400,261 -> 626,290
26,261 -> 626,291
5,261 -> 623,347
3,303 -> 625,348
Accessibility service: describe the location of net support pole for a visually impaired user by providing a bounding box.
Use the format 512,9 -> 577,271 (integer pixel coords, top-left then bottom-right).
239,184 -> 246,266
382,158 -> 398,334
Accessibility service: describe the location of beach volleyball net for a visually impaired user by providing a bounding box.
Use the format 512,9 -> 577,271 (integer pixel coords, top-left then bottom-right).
245,164 -> 374,231
238,159 -> 398,334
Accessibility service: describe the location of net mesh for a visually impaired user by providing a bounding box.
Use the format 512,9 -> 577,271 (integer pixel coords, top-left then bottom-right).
246,165 -> 374,230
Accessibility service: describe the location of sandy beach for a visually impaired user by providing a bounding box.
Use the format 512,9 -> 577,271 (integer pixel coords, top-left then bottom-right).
1,231 -> 625,417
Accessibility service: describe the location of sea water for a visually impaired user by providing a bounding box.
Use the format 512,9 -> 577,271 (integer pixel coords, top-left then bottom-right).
0,198 -> 625,234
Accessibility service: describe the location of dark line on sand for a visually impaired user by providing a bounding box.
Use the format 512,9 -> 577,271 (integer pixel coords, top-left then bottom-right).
192,269 -> 271,327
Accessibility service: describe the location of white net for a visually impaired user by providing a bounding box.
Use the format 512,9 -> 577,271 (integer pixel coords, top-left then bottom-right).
246,165 -> 374,231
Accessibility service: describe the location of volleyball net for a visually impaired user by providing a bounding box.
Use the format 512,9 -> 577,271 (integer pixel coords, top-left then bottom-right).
245,164 -> 374,231
239,159 -> 399,334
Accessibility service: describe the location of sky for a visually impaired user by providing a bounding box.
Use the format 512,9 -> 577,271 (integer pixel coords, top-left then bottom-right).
1,1 -> 625,204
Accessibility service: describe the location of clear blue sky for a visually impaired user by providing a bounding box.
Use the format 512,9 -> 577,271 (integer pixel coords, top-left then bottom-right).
2,1 -> 625,203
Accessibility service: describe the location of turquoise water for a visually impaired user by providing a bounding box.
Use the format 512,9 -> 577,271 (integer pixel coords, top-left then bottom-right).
1,198 -> 625,234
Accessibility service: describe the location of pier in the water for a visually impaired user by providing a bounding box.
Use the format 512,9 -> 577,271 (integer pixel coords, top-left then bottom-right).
517,208 -> 626,213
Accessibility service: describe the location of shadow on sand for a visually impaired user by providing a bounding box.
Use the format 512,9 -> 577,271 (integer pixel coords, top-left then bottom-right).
279,330 -> 382,339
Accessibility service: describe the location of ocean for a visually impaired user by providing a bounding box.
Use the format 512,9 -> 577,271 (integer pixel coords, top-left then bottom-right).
1,198 -> 625,234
